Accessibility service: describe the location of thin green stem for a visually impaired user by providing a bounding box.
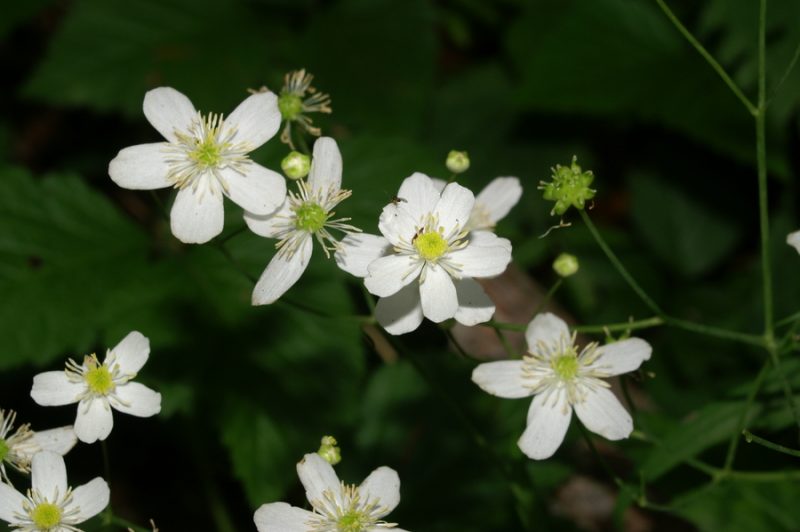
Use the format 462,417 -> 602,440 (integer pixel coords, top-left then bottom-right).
767,38 -> 800,106
573,316 -> 664,334
655,0 -> 757,116
776,310 -> 800,329
109,515 -> 151,532
530,279 -> 562,319
493,326 -> 518,358
580,210 -> 663,316
744,430 -> 800,458
578,423 -> 625,489
663,317 -> 765,347
724,360 -> 771,472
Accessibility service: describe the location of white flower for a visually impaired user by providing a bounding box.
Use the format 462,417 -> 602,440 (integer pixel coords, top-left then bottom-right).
432,176 -> 522,232
245,137 -> 357,305
108,87 -> 286,244
471,313 -> 651,460
335,173 -> 512,335
30,331 -> 161,444
0,410 -> 77,484
787,230 -> 800,254
254,453 -> 408,532
0,451 -> 109,531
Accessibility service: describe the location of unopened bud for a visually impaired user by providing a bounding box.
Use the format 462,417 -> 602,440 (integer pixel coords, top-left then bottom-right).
446,150 -> 470,174
281,151 -> 311,180
318,435 -> 341,465
553,253 -> 579,277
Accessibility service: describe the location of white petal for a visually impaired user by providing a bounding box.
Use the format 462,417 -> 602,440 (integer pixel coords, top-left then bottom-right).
394,172 -> 440,223
525,313 -> 571,358
419,264 -> 458,323
787,230 -> 800,254
0,482 -> 26,524
31,372 -> 84,406
378,203 -> 418,248
111,382 -> 161,417
365,254 -> 422,298
434,182 -> 474,235
430,177 -> 447,193
573,386 -> 633,441
589,338 -> 652,377
472,360 -> 531,399
454,278 -> 495,326
297,453 -> 343,511
170,187 -> 225,244
252,235 -> 313,305
224,91 -> 281,150
74,399 -> 113,444
358,466 -> 400,516
254,502 -> 315,532
447,232 -> 512,279
334,233 -> 390,278
31,452 -> 67,501
108,143 -> 172,190
244,199 -> 292,239
518,392 -> 572,460
109,330 -> 150,376
222,164 -> 286,216
307,137 -> 342,193
29,427 -> 78,456
69,478 -> 109,522
474,177 -> 522,225
374,283 -> 424,335
142,87 -> 197,143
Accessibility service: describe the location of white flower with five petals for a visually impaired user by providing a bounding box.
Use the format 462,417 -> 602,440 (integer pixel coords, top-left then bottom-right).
472,313 -> 651,460
336,173 -> 512,335
108,87 -> 286,244
254,453 -> 407,532
0,451 -> 108,531
30,331 -> 161,444
0,410 -> 77,484
244,137 -> 357,305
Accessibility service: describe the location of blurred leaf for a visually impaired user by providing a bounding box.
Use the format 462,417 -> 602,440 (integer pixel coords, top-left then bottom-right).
630,172 -> 741,277
0,0 -> 53,38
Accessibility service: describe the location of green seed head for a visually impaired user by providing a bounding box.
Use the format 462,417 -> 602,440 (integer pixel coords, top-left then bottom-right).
31,502 -> 61,529
337,511 -> 368,532
294,202 -> 328,232
540,156 -> 596,216
0,438 -> 9,463
446,150 -> 470,174
414,231 -> 448,261
85,364 -> 115,395
551,353 -> 580,381
278,93 -> 304,121
552,253 -> 579,277
281,151 -> 311,180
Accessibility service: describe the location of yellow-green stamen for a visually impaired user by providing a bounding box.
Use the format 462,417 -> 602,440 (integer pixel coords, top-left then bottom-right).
337,511 -> 368,532
31,502 -> 61,529
551,353 -> 580,380
414,231 -> 448,261
0,438 -> 8,462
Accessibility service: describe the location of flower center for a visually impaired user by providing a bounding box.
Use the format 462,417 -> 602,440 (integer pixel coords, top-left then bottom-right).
414,231 -> 448,261
294,202 -> 328,232
85,365 -> 115,395
278,93 -> 304,121
337,511 -> 368,532
189,135 -> 223,168
31,502 -> 61,529
551,353 -> 580,381
0,438 -> 8,462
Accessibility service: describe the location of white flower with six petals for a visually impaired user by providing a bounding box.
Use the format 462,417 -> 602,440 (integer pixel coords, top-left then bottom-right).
254,453 -> 407,532
0,451 -> 109,531
30,331 -> 161,444
336,173 -> 512,335
245,137 -> 357,305
0,410 -> 77,484
472,313 -> 651,460
109,87 -> 287,244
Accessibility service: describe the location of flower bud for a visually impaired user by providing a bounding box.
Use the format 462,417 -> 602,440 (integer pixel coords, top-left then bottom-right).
281,151 -> 311,180
317,435 -> 341,465
552,253 -> 579,277
539,156 -> 596,216
446,150 -> 470,174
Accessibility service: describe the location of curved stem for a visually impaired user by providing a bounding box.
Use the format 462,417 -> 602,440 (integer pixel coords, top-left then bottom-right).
530,279 -> 562,319
766,38 -> 800,106
724,360 -> 771,472
654,0 -> 757,116
744,430 -> 800,458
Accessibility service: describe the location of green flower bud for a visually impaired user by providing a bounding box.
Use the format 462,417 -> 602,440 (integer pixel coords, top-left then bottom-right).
281,151 -> 311,180
539,156 -> 596,216
446,150 -> 470,174
318,435 -> 341,465
553,253 -> 579,277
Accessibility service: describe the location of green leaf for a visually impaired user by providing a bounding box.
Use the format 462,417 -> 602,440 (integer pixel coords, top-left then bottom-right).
629,172 -> 741,277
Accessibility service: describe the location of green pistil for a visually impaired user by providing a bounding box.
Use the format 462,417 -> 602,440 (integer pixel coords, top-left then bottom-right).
31,502 -> 61,529
85,365 -> 115,395
540,156 -> 596,216
278,92 -> 304,121
0,438 -> 8,462
295,202 -> 328,232
337,511 -> 367,532
414,231 -> 448,261
551,353 -> 580,380
189,137 -> 223,168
